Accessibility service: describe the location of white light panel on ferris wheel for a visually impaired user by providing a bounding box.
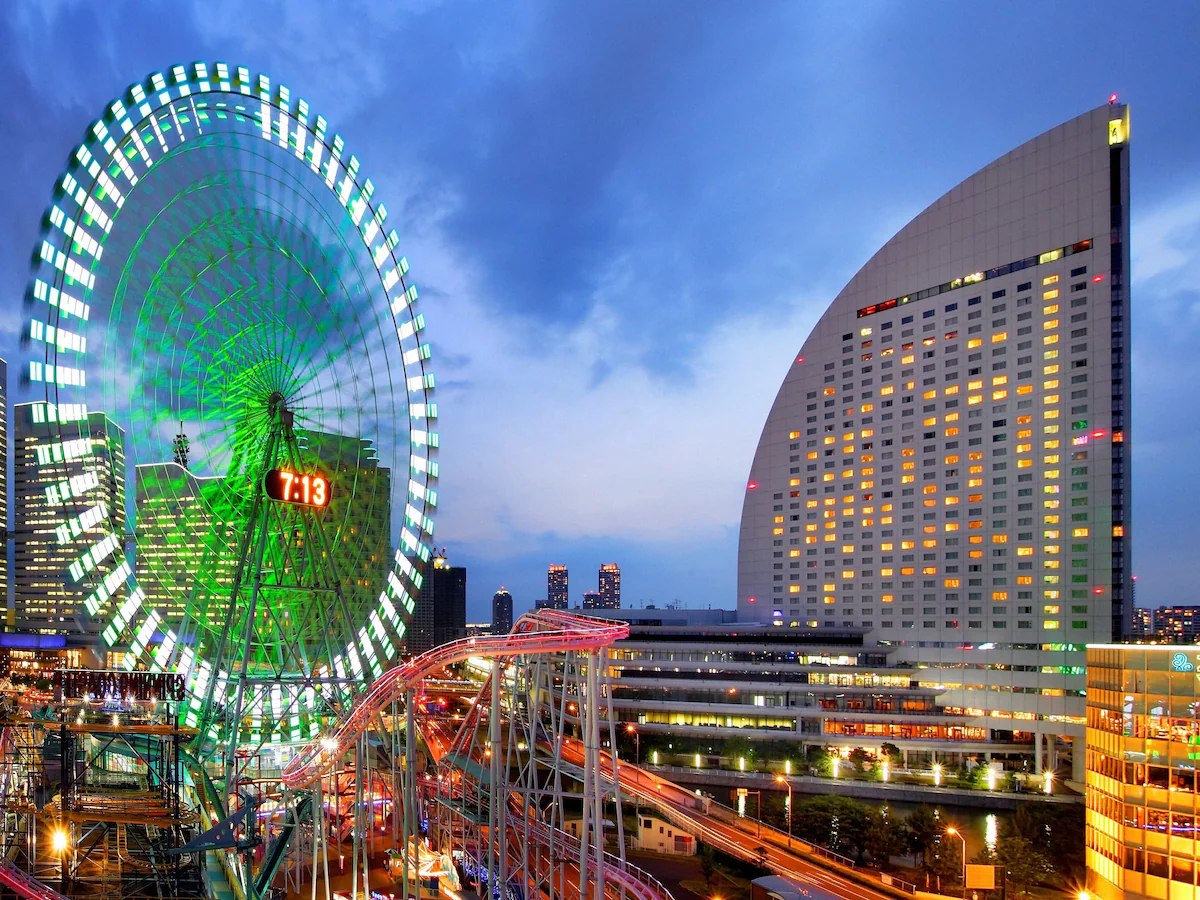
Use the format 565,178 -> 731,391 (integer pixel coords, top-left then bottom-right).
24,61 -> 440,750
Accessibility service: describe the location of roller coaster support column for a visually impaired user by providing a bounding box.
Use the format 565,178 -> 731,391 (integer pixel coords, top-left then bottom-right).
491,658 -> 508,897
587,650 -> 605,900
402,687 -> 417,900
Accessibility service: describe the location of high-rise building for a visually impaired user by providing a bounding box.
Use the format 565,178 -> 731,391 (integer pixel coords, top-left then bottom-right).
738,103 -> 1132,781
0,360 -> 7,627
547,565 -> 568,610
582,590 -> 603,610
134,461 -> 237,629
296,431 -> 392,624
14,404 -> 127,633
598,563 -> 621,610
492,587 -> 513,635
1150,607 -> 1200,643
407,555 -> 466,654
1085,644 -> 1200,900
133,431 -> 392,632
1129,606 -> 1152,638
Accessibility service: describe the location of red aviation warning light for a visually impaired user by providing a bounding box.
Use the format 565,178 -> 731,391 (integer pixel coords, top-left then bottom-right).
1108,93 -> 1119,104
747,481 -> 759,490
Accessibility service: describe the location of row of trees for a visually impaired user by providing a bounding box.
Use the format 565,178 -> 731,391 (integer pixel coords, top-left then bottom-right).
751,795 -> 1083,895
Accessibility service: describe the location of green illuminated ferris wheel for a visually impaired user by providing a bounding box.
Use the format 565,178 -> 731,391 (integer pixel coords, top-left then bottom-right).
23,62 -> 438,755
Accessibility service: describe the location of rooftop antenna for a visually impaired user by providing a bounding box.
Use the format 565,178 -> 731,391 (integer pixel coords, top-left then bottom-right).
172,419 -> 190,469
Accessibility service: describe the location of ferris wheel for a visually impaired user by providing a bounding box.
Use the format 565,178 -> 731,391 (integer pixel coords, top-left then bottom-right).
22,62 -> 438,758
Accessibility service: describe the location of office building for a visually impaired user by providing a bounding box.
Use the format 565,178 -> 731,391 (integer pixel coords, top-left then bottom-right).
1149,606 -> 1200,643
407,555 -> 466,654
296,431 -> 392,624
134,462 -> 237,629
582,590 -> 604,610
14,404 -> 127,633
1085,644 -> 1200,900
134,431 -> 391,632
492,587 -> 513,635
738,103 -> 1132,781
0,360 -> 7,626
600,612 -> 1036,771
598,563 -> 621,609
547,565 -> 568,610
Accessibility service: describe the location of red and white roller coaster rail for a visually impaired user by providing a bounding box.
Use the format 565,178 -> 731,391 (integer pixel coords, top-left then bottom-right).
283,610 -> 628,790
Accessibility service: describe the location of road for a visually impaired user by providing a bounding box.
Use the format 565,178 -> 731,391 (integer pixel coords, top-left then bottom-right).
556,738 -> 894,900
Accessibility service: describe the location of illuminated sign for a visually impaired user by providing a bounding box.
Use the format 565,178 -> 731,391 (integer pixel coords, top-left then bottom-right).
1171,652 -> 1195,673
265,468 -> 330,508
1108,117 -> 1126,146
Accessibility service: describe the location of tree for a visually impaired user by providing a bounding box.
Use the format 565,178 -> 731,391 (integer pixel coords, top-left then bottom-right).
805,746 -> 833,776
866,807 -> 907,870
698,843 -> 716,886
1000,802 -> 1084,886
848,747 -> 871,774
724,735 -> 757,769
995,835 -> 1052,895
880,742 -> 902,766
926,836 -> 962,893
904,805 -> 942,868
794,796 -> 873,863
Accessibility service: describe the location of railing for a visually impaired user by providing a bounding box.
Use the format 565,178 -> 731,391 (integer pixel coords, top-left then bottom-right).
282,610 -> 629,789
0,860 -> 70,900
880,873 -> 917,895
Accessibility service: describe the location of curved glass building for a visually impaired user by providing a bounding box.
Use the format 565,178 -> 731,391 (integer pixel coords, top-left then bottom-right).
738,103 -> 1131,776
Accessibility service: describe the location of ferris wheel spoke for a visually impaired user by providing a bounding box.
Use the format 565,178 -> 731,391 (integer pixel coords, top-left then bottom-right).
23,60 -> 435,757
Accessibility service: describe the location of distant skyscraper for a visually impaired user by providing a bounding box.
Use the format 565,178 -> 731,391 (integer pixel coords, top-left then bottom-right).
547,565 -> 568,610
408,555 -> 466,654
14,404 -> 126,633
1129,606 -> 1151,638
582,590 -> 603,610
492,587 -> 513,635
1152,607 -> 1200,643
0,360 -> 7,627
598,563 -> 621,609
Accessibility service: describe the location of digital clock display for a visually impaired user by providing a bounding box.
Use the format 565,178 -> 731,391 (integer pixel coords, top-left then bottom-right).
265,468 -> 330,508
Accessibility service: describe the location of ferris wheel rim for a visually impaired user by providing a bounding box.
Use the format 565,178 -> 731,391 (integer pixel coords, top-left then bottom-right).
23,61 -> 439,749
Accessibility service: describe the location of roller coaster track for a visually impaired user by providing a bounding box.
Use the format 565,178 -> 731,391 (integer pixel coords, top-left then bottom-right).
281,610 -> 628,790
279,610 -> 678,900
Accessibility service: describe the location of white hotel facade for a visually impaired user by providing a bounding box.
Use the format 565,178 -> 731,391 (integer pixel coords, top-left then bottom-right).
737,104 -> 1132,780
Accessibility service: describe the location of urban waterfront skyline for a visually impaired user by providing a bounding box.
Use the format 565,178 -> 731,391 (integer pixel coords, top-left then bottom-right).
1,4 -> 1198,623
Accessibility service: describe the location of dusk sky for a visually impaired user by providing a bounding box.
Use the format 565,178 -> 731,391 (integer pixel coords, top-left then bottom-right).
2,2 -> 1198,622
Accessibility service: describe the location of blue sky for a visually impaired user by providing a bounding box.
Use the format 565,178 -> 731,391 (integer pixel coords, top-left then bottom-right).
2,2 -> 1198,621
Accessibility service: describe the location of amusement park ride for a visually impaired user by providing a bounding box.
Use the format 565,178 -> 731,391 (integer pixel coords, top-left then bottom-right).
5,59 -> 686,900
7,60 -> 890,900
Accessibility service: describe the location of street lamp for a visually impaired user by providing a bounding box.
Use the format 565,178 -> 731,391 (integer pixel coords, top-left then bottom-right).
775,775 -> 793,850
946,826 -> 966,900
626,724 -> 640,767
1043,770 -> 1054,795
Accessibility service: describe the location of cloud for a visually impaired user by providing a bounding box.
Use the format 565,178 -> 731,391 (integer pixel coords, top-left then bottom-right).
403,216 -> 825,561
1133,185 -> 1200,285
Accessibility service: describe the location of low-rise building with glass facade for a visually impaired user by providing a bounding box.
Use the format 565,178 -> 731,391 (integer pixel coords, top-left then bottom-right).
598,611 -> 1047,771
1085,644 -> 1200,900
